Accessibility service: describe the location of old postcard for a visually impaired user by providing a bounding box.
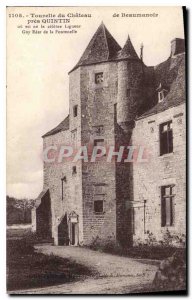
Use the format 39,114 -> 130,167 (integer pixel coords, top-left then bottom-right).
7,6 -> 186,294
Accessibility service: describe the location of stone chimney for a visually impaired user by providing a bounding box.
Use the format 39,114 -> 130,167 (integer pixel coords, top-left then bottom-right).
171,38 -> 185,56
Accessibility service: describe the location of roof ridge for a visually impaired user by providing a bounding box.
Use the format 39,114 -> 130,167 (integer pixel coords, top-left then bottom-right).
119,35 -> 139,60
42,115 -> 69,138
102,22 -> 110,60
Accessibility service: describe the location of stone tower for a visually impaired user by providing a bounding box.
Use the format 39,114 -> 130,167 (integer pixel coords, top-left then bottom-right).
115,35 -> 144,247
69,22 -> 122,245
35,23 -> 145,247
68,23 -> 144,246
117,35 -> 144,132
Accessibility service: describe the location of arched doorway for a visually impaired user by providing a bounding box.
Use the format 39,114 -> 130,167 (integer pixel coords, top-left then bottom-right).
68,211 -> 79,246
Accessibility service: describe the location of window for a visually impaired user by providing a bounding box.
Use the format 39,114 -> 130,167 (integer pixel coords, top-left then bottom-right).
72,166 -> 77,175
61,180 -> 64,201
160,121 -> 173,155
61,176 -> 66,201
93,139 -> 105,156
132,208 -> 135,235
92,125 -> 104,135
161,185 -> 175,227
94,139 -> 104,147
73,105 -> 78,117
94,200 -> 104,213
95,72 -> 103,84
62,176 -> 67,182
71,129 -> 77,148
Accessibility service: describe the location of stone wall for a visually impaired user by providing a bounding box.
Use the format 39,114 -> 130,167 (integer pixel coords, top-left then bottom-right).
80,62 -> 118,245
43,126 -> 83,244
132,103 -> 186,245
41,57 -> 185,247
68,67 -> 84,244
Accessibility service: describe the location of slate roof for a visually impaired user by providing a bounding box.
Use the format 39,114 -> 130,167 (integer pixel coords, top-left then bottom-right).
42,115 -> 69,137
117,35 -> 139,60
69,23 -> 140,73
69,22 -> 122,73
138,53 -> 185,119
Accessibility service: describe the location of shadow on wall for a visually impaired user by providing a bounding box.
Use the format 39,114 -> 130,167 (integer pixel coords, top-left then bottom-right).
114,105 -> 134,248
36,190 -> 52,240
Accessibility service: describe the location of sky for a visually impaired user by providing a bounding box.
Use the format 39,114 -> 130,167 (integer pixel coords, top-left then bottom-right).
6,6 -> 184,199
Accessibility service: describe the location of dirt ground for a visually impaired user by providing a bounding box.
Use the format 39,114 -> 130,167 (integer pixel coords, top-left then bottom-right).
10,245 -> 159,294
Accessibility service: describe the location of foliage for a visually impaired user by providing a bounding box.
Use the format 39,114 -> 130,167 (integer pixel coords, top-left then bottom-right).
6,195 -> 35,225
135,229 -> 186,248
88,233 -> 186,261
153,248 -> 186,291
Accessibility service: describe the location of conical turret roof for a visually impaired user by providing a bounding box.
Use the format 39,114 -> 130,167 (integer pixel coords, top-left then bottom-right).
119,35 -> 139,59
70,22 -> 121,72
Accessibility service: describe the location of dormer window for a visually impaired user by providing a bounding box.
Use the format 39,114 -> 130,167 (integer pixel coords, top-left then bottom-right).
156,83 -> 169,103
158,90 -> 165,102
95,72 -> 103,84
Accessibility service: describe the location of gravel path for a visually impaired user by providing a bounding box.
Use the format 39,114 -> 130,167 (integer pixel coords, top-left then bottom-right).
10,245 -> 158,294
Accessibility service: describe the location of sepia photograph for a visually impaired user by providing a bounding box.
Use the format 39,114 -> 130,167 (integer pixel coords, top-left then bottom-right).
6,6 -> 186,294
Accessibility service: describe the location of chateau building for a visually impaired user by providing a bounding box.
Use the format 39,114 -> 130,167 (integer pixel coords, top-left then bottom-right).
32,23 -> 186,247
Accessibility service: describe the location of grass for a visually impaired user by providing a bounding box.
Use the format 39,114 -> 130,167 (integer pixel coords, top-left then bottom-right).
6,227 -> 31,240
7,230 -> 92,291
121,245 -> 181,260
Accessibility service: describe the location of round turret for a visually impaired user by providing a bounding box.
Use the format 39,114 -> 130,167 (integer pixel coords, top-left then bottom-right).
117,36 -> 143,132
